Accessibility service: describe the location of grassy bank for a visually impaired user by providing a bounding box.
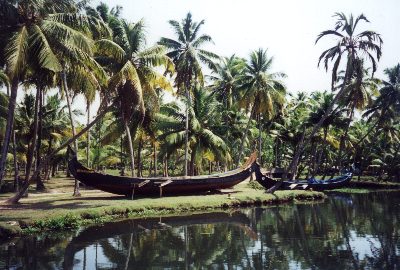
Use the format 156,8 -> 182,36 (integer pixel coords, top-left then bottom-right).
0,177 -> 325,238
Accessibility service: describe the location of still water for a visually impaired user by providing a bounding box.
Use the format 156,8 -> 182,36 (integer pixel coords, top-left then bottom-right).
1,192 -> 399,269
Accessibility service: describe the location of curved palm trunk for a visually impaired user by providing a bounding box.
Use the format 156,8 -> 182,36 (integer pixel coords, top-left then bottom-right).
61,69 -> 80,196
5,100 -> 114,204
268,61 -> 353,192
12,130 -> 18,192
124,121 -> 135,177
0,78 -> 18,186
337,106 -> 355,171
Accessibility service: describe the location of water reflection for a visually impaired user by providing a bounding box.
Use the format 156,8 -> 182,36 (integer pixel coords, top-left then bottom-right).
1,192 -> 399,269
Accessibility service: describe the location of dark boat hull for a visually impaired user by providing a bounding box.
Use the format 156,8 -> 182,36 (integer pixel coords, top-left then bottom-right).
68,153 -> 258,196
255,172 -> 352,191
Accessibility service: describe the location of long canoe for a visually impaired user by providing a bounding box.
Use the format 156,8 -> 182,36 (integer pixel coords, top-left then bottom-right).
68,152 -> 258,196
255,170 -> 352,191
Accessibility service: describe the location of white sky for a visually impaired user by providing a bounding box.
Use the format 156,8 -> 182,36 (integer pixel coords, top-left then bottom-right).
92,0 -> 400,92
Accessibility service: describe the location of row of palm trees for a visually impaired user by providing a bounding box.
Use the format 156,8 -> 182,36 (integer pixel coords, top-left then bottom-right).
0,1 -> 399,203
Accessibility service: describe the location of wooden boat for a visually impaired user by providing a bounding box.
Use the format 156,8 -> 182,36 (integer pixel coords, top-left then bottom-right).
68,151 -> 258,197
254,169 -> 352,191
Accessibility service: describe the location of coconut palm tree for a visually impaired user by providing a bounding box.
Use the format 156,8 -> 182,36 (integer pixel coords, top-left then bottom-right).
157,85 -> 228,176
273,13 -> 383,190
159,12 -> 219,176
101,18 -> 172,177
0,0 -> 109,186
236,48 -> 286,164
209,55 -> 245,110
335,65 -> 380,169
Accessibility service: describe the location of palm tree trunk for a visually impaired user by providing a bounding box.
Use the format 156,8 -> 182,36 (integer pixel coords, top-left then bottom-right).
184,89 -> 190,176
236,105 -> 255,165
24,86 -> 41,190
35,88 -> 45,191
163,155 -> 168,177
61,69 -> 80,196
313,127 -> 329,177
0,78 -> 18,186
290,129 -> 306,181
5,100 -> 115,204
124,121 -> 135,177
258,113 -> 262,164
86,101 -> 90,168
337,106 -> 355,171
12,130 -> 18,192
190,147 -> 196,176
153,142 -> 157,177
137,137 -> 142,177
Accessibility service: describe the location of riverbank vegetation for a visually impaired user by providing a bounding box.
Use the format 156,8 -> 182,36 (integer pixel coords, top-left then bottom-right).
0,1 -> 399,204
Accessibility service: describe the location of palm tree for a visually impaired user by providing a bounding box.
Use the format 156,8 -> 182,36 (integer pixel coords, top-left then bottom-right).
157,85 -> 229,176
236,48 -> 286,164
102,18 -> 172,177
307,91 -> 347,176
335,65 -> 380,169
0,0 -> 109,186
159,12 -> 219,176
275,13 -> 383,188
209,55 -> 245,110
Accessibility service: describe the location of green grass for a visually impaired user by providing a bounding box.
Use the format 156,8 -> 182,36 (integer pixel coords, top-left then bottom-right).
0,176 -> 325,237
327,188 -> 371,194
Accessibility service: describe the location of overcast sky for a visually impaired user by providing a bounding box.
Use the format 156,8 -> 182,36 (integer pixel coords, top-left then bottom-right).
92,0 -> 400,93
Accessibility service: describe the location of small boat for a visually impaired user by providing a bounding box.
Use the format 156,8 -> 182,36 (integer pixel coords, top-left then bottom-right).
68,151 -> 258,197
255,170 -> 352,191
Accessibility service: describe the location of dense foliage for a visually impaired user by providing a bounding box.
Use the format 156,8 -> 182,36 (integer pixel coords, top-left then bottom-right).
0,2 -> 399,202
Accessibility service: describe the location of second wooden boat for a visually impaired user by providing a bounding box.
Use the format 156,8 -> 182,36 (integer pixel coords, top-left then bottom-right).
255,170 -> 352,191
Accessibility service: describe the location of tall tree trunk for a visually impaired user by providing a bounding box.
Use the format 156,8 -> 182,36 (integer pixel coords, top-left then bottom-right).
184,89 -> 190,176
313,127 -> 329,177
137,137 -> 142,177
24,86 -> 41,193
12,130 -> 18,192
153,141 -> 157,177
258,113 -> 262,164
86,101 -> 90,168
163,155 -> 168,177
0,78 -> 18,186
35,88 -> 45,191
5,100 -> 114,204
290,129 -> 306,181
190,147 -> 196,176
124,121 -> 135,177
236,105 -> 255,165
61,69 -> 80,196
